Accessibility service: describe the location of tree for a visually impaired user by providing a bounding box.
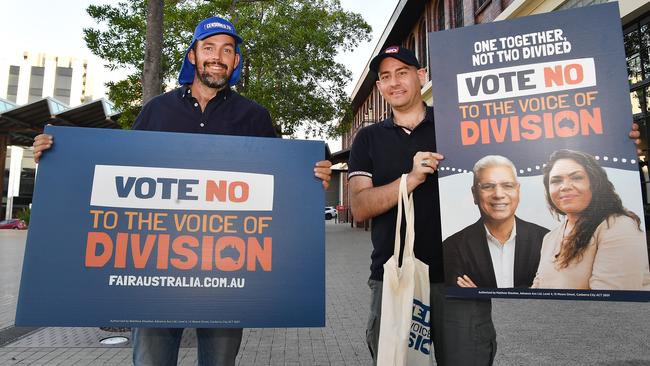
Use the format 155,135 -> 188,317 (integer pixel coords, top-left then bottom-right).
84,0 -> 371,137
142,0 -> 164,104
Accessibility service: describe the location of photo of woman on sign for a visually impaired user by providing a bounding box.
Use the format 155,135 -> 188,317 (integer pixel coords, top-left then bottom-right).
532,149 -> 650,290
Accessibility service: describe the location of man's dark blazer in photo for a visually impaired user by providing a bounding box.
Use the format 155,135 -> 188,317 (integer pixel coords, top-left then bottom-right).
443,217 -> 549,288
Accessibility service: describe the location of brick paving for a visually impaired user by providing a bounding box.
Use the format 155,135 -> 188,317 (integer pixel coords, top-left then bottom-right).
1,223 -> 649,365
0,223 -> 374,365
0,230 -> 26,331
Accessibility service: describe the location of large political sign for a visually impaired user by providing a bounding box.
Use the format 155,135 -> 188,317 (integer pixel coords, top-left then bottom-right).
16,126 -> 326,327
430,3 -> 650,301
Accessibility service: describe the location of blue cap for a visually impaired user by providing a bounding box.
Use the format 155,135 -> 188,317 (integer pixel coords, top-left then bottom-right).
177,16 -> 244,86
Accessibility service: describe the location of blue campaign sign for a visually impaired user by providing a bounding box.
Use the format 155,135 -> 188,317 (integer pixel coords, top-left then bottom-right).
16,126 -> 326,327
429,4 -> 650,301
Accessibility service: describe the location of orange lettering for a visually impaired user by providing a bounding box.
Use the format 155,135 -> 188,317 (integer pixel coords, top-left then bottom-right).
461,121 -> 479,145
114,232 -> 128,268
205,180 -> 227,201
580,108 -> 602,135
229,181 -> 249,202
170,235 -> 199,270
247,237 -> 272,271
156,234 -> 170,269
215,236 -> 245,271
554,111 -> 579,138
520,114 -> 542,140
489,118 -> 509,143
85,232 -> 113,267
130,234 -> 157,268
544,65 -> 564,87
201,236 -> 214,270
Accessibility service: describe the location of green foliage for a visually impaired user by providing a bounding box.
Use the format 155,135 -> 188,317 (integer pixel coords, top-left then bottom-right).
106,75 -> 143,128
17,207 -> 30,225
84,0 -> 371,136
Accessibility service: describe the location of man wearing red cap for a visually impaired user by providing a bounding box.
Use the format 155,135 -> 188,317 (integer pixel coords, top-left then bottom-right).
33,16 -> 332,366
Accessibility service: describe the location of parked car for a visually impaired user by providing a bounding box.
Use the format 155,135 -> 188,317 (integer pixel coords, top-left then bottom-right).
0,219 -> 27,230
325,206 -> 338,220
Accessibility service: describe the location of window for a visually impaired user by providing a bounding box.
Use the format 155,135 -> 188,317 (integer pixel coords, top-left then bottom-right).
436,0 -> 446,31
418,18 -> 428,71
453,0 -> 464,28
54,66 -> 73,105
405,33 -> 415,52
557,0 -> 606,10
476,0 -> 490,12
6,66 -> 19,103
624,14 -> 650,202
625,17 -> 650,120
28,66 -> 44,103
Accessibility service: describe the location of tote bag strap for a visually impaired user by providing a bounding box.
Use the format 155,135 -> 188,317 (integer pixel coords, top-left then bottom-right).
393,174 -> 415,261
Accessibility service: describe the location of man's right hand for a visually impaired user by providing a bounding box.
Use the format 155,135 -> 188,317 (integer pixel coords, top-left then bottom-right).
33,133 -> 53,163
407,151 -> 444,190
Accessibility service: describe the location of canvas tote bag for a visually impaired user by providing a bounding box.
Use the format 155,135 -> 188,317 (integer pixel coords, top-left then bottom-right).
377,174 -> 431,366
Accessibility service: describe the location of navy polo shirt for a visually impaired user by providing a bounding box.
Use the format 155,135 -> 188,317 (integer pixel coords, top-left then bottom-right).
132,85 -> 276,138
348,106 -> 444,283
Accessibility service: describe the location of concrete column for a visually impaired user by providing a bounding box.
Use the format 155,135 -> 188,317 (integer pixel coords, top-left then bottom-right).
16,55 -> 31,105
42,55 -> 57,98
339,172 -> 343,206
5,146 -> 23,219
0,135 -> 7,219
69,58 -> 85,107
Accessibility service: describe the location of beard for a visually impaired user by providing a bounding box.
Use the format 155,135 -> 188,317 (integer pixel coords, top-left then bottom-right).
196,61 -> 231,90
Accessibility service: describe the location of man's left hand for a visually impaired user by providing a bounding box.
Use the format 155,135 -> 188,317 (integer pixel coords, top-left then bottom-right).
314,160 -> 332,189
457,275 -> 477,288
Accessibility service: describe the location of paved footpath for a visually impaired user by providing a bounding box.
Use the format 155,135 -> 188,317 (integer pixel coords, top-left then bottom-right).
1,223 -> 649,365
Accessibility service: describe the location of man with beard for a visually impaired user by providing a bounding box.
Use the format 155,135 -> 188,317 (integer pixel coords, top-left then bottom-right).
132,17 -> 273,136
32,16 -> 332,366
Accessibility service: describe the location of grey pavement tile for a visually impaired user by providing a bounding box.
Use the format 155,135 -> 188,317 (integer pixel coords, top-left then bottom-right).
0,231 -> 27,330
3,225 -> 650,365
71,359 -> 102,366
177,349 -> 197,366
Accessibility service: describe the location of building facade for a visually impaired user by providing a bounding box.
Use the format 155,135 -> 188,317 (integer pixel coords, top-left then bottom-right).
341,0 -> 650,216
0,51 -> 104,108
0,51 -> 112,219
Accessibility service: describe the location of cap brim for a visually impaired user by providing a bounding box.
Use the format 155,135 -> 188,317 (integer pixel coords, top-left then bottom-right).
198,30 -> 243,44
369,54 -> 420,74
369,54 -> 390,74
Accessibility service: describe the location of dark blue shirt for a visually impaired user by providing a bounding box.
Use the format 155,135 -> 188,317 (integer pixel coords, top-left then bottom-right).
132,85 -> 276,138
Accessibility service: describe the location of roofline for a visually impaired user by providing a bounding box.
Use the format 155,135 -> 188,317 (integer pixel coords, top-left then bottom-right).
349,0 -> 427,111
350,0 -> 407,101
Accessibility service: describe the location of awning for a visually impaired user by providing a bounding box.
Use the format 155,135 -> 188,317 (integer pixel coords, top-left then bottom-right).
0,97 -> 121,146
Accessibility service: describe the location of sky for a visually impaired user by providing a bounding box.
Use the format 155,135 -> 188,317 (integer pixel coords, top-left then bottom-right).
0,0 -> 399,149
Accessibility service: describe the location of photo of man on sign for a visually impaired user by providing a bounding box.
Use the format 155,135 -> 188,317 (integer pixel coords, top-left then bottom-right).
443,155 -> 548,289
444,152 -> 650,292
430,3 -> 650,301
